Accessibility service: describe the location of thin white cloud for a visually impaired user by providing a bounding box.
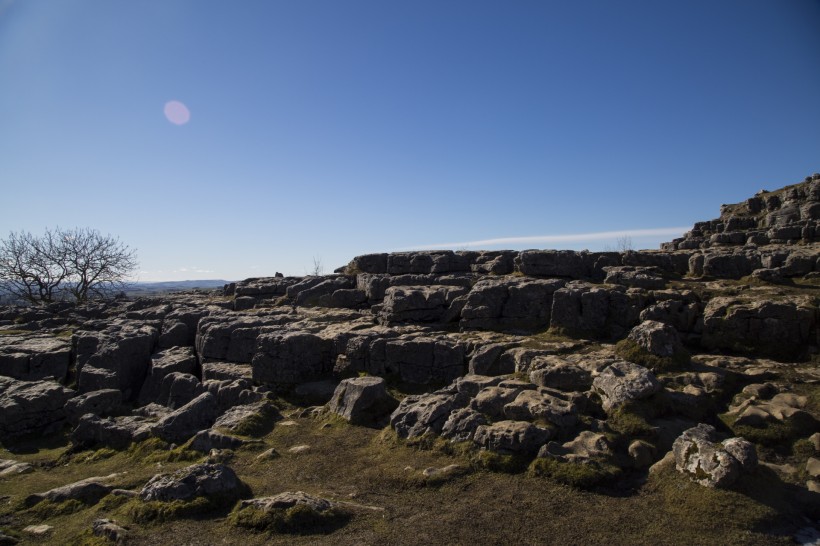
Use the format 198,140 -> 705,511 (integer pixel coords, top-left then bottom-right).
398,227 -> 690,251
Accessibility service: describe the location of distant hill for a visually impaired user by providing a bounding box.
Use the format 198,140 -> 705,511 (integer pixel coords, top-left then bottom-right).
123,279 -> 230,295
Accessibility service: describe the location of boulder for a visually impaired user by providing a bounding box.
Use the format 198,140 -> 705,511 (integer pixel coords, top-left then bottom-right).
189,429 -> 248,452
592,361 -> 660,412
327,376 -> 397,426
138,347 -> 198,406
440,408 -> 488,442
65,389 -> 122,425
539,431 -> 612,462
603,266 -> 666,289
71,414 -> 154,449
627,320 -> 684,357
25,475 -> 118,506
155,372 -> 204,409
529,357 -> 592,392
502,388 -> 579,427
470,386 -> 524,419
139,463 -> 244,502
382,337 -> 465,384
213,401 -> 279,433
391,392 -> 468,439
672,424 -> 757,488
153,392 -> 220,444
473,420 -> 552,455
75,322 -> 158,399
0,377 -> 75,440
92,519 -> 128,544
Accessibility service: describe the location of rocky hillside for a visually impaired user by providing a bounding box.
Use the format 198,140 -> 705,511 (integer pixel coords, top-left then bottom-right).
0,174 -> 818,545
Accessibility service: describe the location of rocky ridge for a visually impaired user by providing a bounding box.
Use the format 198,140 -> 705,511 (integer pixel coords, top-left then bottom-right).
0,174 -> 818,543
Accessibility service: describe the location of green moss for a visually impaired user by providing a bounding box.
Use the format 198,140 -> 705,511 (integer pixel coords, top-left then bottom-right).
528,458 -> 622,488
0,329 -> 29,335
614,338 -> 690,373
792,438 -> 817,458
607,405 -> 656,438
227,503 -> 350,534
125,496 -> 216,524
24,498 -> 86,517
471,450 -> 529,474
126,437 -> 170,459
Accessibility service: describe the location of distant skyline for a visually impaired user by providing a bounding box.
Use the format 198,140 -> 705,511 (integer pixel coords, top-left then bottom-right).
2,1 -> 819,281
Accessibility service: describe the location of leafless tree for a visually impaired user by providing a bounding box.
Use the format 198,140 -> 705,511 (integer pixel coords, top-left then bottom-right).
0,228 -> 137,304
309,256 -> 324,276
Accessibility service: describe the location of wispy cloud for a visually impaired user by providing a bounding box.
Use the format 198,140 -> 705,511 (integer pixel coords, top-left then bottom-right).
398,227 -> 690,251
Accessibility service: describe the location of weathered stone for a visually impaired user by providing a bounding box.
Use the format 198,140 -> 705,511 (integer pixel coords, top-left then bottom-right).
327,376 -> 397,426
65,389 -> 122,425
627,320 -> 683,357
26,475 -> 118,506
155,372 -> 204,409
503,388 -> 578,427
252,332 -> 334,385
440,408 -> 488,442
672,424 -> 757,488
592,361 -> 660,412
473,420 -> 552,455
139,463 -> 244,502
75,322 -> 158,399
138,347 -> 198,406
529,356 -> 592,392
71,414 -> 154,449
0,377 -> 75,440
383,337 -> 465,384
240,491 -> 333,513
603,266 -> 666,289
153,392 -> 219,444
92,519 -> 128,544
213,401 -> 279,432
0,335 -> 71,381
539,431 -> 611,462
189,429 -> 247,452
470,386 -> 523,419
461,277 -> 565,332
380,285 -> 468,324
391,392 -> 468,439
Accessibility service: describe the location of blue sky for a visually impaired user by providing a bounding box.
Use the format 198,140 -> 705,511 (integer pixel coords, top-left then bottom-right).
1,1 -> 819,281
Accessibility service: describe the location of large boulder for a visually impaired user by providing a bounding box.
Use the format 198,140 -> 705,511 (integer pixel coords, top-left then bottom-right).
138,347 -> 198,406
382,337 -> 465,384
592,361 -> 660,412
0,377 -> 75,440
627,320 -> 684,357
195,316 -> 288,363
139,463 -> 244,502
327,376 -> 397,426
75,323 -> 158,399
672,424 -> 757,488
502,388 -> 579,428
65,389 -> 122,425
153,392 -> 220,444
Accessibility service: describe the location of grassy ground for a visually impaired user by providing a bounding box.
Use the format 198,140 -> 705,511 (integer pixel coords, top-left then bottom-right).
0,407 -> 810,546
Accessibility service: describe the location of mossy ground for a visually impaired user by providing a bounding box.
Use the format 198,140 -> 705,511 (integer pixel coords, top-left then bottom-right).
0,398 -> 812,545
614,338 -> 691,373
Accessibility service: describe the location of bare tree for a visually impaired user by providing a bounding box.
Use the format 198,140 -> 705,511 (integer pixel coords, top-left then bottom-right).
309,256 -> 324,276
0,229 -> 69,304
616,235 -> 634,253
0,228 -> 137,304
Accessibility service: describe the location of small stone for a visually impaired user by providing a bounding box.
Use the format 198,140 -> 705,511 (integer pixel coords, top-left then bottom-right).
628,440 -> 656,468
23,525 -> 52,536
92,518 -> 128,543
288,445 -> 311,454
807,457 -> 820,479
256,448 -> 280,460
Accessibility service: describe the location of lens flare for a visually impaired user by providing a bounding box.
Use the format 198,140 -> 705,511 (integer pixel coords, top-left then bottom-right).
164,100 -> 190,125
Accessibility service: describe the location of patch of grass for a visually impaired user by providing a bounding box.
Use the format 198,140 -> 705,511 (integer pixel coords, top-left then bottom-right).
227,503 -> 350,534
55,329 -> 74,338
65,531 -> 112,546
76,447 -> 117,463
528,458 -> 622,489
792,438 -> 817,458
24,498 -> 86,517
470,450 -> 530,474
124,496 -> 217,524
126,437 -> 170,459
98,493 -> 131,511
614,338 -> 690,373
606,396 -> 670,438
0,329 -> 30,336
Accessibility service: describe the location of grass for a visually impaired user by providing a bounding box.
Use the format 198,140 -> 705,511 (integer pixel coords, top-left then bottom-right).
0,396 -> 810,545
228,503 -> 350,535
528,458 -> 622,489
226,401 -> 281,437
719,411 -> 820,447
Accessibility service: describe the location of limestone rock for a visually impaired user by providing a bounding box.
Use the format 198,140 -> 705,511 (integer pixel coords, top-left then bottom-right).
440,408 -> 488,442
327,376 -> 397,426
0,335 -> 71,381
138,346 -> 198,405
539,431 -> 611,462
592,361 -> 660,412
627,320 -> 683,357
26,474 -> 119,506
71,414 -> 154,449
0,377 -> 75,440
139,463 -> 244,502
502,388 -> 579,427
391,392 -> 468,439
153,392 -> 219,444
65,389 -> 122,425
672,424 -> 757,488
92,519 -> 128,544
189,429 -> 247,452
473,420 -> 552,455
252,331 -> 334,385
240,490 -> 333,513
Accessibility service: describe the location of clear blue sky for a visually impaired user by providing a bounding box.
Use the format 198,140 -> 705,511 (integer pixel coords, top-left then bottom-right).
2,1 -> 819,281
